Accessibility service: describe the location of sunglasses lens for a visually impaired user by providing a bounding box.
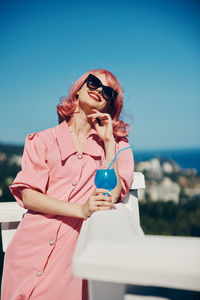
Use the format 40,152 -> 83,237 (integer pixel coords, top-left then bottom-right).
87,75 -> 101,90
102,87 -> 113,100
103,87 -> 118,101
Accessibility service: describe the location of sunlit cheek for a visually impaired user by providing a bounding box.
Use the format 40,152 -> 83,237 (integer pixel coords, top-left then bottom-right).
79,90 -> 89,102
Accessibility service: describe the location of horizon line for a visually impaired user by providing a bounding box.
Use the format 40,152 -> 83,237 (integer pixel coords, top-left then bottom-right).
0,141 -> 200,152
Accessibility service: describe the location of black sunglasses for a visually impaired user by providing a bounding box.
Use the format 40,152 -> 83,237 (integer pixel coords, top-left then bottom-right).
83,74 -> 118,102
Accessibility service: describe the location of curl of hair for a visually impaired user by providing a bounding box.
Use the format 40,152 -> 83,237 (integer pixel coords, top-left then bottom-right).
57,69 -> 130,141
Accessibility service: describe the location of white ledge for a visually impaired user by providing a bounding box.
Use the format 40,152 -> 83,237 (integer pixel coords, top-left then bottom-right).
72,203 -> 200,292
131,172 -> 145,190
0,202 -> 27,222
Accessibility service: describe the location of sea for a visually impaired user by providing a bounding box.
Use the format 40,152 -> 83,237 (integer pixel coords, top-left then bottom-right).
133,148 -> 200,174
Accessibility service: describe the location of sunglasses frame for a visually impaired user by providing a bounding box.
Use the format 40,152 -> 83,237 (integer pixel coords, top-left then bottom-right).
82,74 -> 118,102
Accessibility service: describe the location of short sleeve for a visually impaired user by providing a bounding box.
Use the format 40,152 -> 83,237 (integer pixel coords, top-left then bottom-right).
9,133 -> 49,208
116,140 -> 134,203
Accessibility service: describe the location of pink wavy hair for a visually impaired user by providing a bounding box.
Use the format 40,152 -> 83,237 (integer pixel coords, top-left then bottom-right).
57,69 -> 130,141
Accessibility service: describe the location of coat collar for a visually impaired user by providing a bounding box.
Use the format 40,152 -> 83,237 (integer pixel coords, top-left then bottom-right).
54,121 -> 103,160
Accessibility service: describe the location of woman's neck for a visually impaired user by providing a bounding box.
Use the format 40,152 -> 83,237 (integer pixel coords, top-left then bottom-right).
67,110 -> 93,139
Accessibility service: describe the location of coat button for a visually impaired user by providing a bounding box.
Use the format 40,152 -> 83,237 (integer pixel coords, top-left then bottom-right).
50,240 -> 55,245
72,180 -> 77,186
77,153 -> 83,159
37,271 -> 42,277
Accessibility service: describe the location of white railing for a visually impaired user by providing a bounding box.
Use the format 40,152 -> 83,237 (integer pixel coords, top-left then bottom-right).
1,172 -> 200,299
0,172 -> 145,253
72,172 -> 200,299
0,202 -> 27,252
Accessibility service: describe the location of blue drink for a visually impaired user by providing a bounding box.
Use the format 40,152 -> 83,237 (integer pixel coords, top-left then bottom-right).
95,169 -> 117,194
94,147 -> 133,194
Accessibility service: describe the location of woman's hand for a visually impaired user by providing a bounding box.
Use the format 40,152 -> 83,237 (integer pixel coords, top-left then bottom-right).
87,109 -> 114,143
81,188 -> 114,219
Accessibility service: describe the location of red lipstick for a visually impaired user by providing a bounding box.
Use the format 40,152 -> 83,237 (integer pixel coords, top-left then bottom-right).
88,91 -> 101,102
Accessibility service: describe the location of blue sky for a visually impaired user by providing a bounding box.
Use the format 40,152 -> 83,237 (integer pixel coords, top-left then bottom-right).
0,0 -> 199,150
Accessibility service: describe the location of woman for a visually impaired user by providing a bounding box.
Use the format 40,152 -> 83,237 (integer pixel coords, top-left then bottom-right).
1,69 -> 134,300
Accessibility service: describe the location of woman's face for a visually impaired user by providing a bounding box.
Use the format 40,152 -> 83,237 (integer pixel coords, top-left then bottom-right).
76,73 -> 110,114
